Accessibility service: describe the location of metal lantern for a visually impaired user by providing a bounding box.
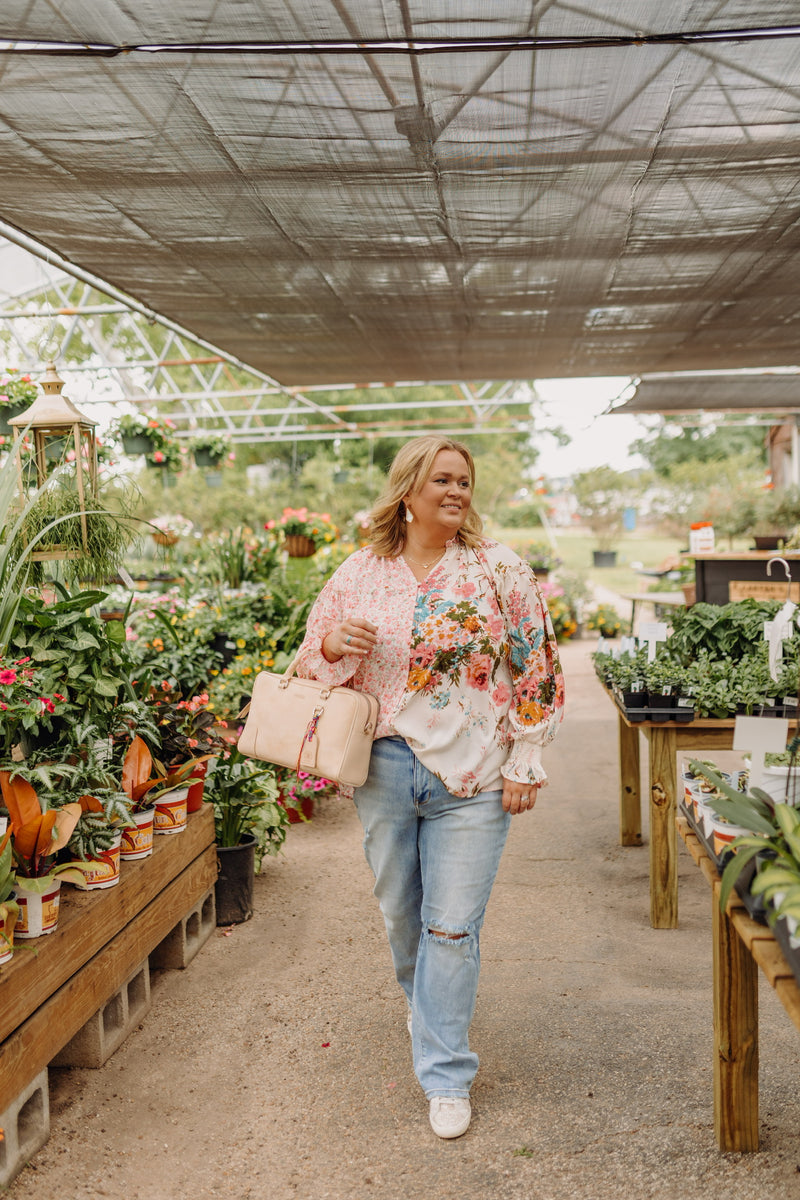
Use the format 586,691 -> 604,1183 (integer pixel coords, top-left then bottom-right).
9,362 -> 99,560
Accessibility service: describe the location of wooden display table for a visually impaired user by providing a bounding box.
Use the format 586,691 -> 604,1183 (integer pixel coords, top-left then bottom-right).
617,590 -> 685,635
0,805 -> 216,1114
677,816 -> 800,1151
612,697 -> 797,929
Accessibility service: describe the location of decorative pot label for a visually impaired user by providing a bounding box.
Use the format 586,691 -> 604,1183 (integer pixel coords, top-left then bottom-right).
15,884 -> 60,938
155,788 -> 188,835
83,837 -> 122,889
121,810 -> 155,859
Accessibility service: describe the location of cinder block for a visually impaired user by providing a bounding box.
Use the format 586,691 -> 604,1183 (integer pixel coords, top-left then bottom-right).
149,888 -> 216,969
52,961 -> 151,1069
0,1069 -> 49,1188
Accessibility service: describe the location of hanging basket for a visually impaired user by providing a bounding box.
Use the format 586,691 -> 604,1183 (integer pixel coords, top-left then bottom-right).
194,448 -> 225,468
284,534 -> 317,558
152,530 -> 179,547
121,433 -> 153,456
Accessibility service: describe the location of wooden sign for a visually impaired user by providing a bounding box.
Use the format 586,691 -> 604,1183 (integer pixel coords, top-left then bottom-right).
729,580 -> 800,602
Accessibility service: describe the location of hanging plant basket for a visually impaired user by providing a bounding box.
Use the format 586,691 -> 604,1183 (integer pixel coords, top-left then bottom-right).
0,402 -> 30,437
285,534 -> 317,558
194,447 -> 225,468
152,530 -> 179,548
121,433 -> 153,456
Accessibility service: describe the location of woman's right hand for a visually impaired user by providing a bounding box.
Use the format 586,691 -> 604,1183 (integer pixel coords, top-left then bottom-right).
321,619 -> 378,662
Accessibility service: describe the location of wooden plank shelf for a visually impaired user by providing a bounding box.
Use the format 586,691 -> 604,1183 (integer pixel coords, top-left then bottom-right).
677,816 -> 800,1149
0,805 -> 216,1114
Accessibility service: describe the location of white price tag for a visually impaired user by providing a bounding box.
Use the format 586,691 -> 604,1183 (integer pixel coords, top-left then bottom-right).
733,716 -> 789,791
638,621 -> 668,663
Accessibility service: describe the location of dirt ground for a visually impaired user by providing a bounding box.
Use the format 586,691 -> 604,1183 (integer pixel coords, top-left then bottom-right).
6,640 -> 800,1200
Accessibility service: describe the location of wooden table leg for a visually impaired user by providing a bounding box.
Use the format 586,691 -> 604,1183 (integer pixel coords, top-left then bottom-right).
712,889 -> 759,1150
648,726 -> 678,928
618,713 -> 642,846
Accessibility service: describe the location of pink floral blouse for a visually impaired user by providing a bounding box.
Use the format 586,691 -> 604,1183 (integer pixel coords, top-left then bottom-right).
294,538 -> 565,797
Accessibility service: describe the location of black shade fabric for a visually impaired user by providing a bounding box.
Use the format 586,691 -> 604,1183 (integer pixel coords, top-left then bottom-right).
1,3 -> 800,385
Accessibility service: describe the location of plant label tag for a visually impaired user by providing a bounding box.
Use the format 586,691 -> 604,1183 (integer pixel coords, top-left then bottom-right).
117,566 -> 136,590
619,636 -> 637,656
638,621 -> 668,662
0,816 -> 6,836
733,716 -> 789,791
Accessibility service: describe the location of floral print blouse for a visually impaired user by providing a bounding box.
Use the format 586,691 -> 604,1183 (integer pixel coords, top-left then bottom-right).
294,538 -> 564,797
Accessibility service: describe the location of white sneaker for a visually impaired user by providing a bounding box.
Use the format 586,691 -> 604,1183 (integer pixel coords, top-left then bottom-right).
429,1096 -> 471,1139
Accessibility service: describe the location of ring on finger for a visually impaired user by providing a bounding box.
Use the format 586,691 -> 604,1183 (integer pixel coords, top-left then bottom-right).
345,634 -> 352,645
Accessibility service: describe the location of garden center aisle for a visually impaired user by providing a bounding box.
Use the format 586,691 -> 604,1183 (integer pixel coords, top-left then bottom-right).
7,641 -> 800,1200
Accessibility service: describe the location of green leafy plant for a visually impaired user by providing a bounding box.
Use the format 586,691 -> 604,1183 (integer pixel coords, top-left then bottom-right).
205,747 -> 289,869
9,584 -> 135,737
190,431 -> 231,462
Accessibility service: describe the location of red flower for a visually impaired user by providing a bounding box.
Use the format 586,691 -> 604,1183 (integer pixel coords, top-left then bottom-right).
0,669 -> 18,685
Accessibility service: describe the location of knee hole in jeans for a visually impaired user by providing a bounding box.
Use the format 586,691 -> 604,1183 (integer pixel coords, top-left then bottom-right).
428,927 -> 468,940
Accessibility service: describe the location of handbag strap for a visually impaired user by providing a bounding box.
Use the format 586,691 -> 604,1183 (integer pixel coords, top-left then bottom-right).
237,652 -> 305,721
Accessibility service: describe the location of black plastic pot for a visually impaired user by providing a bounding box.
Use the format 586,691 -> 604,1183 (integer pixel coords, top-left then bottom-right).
592,550 -> 617,568
215,834 -> 256,925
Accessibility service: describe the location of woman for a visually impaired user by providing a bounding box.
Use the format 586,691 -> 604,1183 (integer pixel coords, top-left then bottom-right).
294,436 -> 564,1138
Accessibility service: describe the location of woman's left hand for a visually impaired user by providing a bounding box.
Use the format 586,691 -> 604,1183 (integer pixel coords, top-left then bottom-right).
502,781 -> 539,815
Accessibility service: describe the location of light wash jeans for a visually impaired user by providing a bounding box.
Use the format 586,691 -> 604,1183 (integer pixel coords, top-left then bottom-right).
353,735 -> 511,1098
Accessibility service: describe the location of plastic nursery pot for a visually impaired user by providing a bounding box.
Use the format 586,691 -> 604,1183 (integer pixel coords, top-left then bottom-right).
14,879 -> 61,939
186,762 -> 208,814
0,900 -> 18,964
758,766 -> 800,807
121,433 -> 153,456
120,807 -> 156,860
707,814 -> 751,863
82,832 -> 123,890
154,786 -> 189,836
215,834 -> 256,925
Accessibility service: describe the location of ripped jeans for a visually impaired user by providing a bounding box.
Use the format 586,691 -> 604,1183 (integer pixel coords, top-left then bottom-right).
353,736 -> 511,1098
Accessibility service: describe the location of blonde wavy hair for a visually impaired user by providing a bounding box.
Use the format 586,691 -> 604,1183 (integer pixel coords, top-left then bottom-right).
368,436 -> 484,557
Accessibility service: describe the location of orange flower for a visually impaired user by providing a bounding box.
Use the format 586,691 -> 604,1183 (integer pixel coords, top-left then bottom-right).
407,666 -> 432,691
517,700 -> 544,725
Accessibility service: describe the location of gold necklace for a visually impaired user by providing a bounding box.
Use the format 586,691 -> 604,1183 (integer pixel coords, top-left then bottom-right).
404,547 -> 446,569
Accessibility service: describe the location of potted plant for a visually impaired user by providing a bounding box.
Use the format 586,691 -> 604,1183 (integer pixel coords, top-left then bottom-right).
0,772 -> 91,937
751,487 -> 800,550
0,368 -> 37,436
108,412 -> 185,471
265,507 -> 338,557
204,747 -> 289,924
522,541 -> 561,581
584,603 -> 622,639
149,513 -> 194,548
190,431 -> 232,468
0,829 -> 20,964
275,766 -> 337,823
572,466 -> 635,567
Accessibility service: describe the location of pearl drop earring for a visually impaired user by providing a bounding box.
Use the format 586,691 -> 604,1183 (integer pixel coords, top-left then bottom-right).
405,507 -> 413,523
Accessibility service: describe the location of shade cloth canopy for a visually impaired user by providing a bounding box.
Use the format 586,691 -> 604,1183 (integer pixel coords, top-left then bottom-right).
615,372 -> 800,415
2,3 -> 800,386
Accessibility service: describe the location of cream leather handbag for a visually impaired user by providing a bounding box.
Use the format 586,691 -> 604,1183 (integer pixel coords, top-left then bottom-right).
237,655 -> 379,788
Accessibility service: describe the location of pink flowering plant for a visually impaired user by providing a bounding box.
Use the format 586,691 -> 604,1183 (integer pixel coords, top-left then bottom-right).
0,657 -> 70,761
0,368 -> 37,413
276,766 -> 337,818
266,507 -> 338,551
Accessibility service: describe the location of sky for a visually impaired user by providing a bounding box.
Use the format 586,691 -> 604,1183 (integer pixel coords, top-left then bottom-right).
533,376 -> 648,478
